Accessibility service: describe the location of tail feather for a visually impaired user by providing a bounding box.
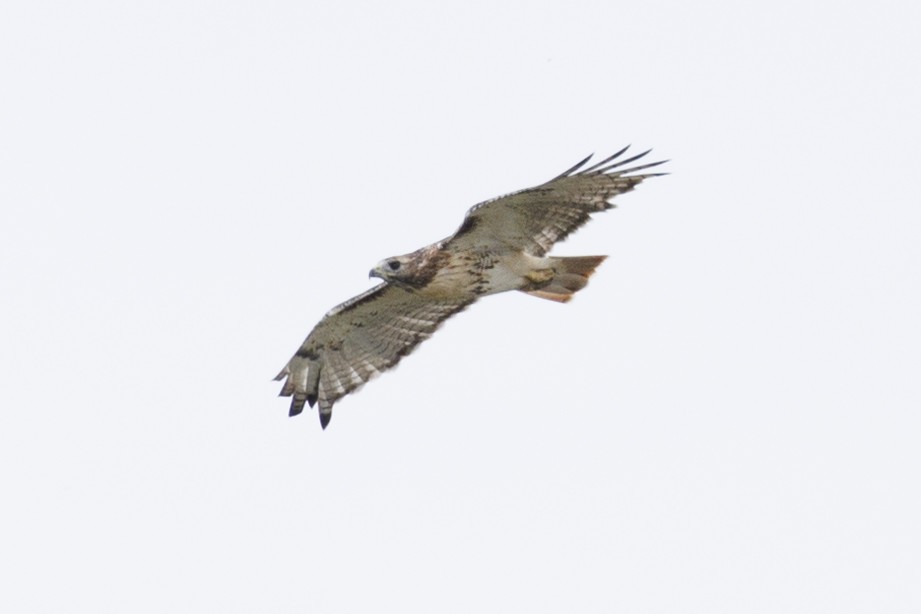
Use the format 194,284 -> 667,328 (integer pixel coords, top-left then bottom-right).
522,255 -> 606,303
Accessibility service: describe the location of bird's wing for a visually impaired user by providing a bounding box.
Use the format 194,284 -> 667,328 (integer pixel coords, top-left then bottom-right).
444,147 -> 666,256
275,282 -> 472,428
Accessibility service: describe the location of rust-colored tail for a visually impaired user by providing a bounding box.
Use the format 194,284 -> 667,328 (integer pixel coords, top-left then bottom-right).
522,255 -> 607,303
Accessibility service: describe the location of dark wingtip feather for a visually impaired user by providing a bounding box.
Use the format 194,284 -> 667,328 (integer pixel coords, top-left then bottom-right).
598,148 -> 653,173
289,396 -> 306,417
612,158 -> 669,176
319,410 -> 332,429
551,153 -> 594,180
581,145 -> 631,174
642,158 -> 671,174
551,147 -> 667,182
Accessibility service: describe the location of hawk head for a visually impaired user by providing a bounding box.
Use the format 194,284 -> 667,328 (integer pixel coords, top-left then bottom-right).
369,255 -> 416,284
369,247 -> 440,289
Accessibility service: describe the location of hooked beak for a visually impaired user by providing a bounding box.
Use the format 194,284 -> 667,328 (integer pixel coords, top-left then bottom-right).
369,267 -> 383,280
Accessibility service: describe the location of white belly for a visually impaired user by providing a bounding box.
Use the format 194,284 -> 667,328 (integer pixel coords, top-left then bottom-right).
481,252 -> 550,295
420,250 -> 551,299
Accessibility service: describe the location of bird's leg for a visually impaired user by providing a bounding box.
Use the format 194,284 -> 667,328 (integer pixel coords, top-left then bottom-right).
523,268 -> 555,288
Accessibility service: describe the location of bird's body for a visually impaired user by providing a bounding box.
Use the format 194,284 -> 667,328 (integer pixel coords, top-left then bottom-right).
275,147 -> 666,428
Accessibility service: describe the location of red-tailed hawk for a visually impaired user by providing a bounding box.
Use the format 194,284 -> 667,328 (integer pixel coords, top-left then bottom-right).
275,147 -> 666,428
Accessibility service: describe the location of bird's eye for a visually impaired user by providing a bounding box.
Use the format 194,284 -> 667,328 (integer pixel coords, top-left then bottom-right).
387,260 -> 401,271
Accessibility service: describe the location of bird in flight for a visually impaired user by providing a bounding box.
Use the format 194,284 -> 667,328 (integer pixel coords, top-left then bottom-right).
275,147 -> 666,428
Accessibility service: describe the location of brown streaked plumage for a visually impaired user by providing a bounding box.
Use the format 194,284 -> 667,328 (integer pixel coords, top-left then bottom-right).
275,147 -> 667,428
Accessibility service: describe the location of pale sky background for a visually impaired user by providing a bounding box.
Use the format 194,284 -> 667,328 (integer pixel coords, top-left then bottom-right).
2,1 -> 919,612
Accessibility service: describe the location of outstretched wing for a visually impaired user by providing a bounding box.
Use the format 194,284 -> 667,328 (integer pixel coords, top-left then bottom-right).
444,146 -> 666,256
275,283 -> 472,428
